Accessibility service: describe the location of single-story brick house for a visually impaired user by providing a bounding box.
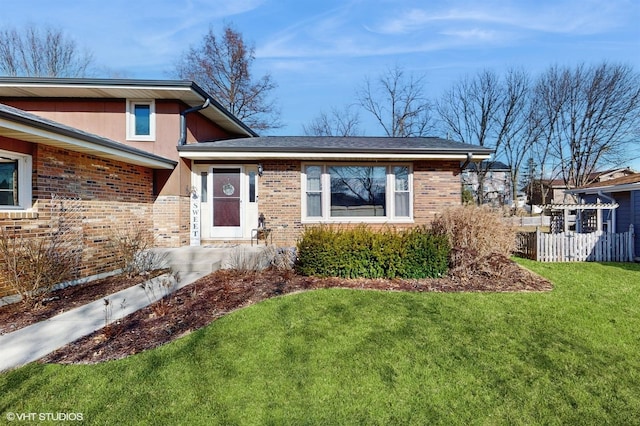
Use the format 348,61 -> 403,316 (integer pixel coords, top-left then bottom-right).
0,77 -> 492,295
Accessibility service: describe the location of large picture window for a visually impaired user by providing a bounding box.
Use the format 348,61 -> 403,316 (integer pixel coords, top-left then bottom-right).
303,164 -> 412,222
330,166 -> 387,217
0,150 -> 32,210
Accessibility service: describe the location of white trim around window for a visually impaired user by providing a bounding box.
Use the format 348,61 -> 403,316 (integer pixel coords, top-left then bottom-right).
126,99 -> 156,141
0,149 -> 32,211
301,163 -> 414,223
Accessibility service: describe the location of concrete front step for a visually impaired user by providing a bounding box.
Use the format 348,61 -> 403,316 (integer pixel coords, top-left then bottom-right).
150,245 -> 273,274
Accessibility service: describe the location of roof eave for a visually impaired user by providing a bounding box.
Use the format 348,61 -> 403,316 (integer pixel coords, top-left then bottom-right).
0,114 -> 176,170
178,149 -> 492,161
569,182 -> 640,194
0,77 -> 258,138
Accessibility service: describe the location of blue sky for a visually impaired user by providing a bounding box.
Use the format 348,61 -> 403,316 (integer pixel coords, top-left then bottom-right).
2,0 -> 639,165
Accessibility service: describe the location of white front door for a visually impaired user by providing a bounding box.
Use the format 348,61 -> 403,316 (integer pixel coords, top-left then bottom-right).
210,166 -> 244,239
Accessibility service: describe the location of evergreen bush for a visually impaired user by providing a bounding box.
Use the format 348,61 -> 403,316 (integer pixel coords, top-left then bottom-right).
296,225 -> 449,279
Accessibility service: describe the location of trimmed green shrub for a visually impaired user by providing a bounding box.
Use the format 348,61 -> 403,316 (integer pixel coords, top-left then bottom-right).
295,225 -> 449,279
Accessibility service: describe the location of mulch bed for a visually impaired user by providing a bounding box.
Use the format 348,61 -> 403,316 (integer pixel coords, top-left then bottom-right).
0,270 -> 167,335
39,256 -> 550,365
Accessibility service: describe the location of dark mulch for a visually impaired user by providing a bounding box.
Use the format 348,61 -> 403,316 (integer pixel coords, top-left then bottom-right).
0,270 -> 167,335
36,255 -> 551,365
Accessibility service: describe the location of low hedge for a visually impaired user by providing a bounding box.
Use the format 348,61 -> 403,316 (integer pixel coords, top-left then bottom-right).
295,225 -> 449,279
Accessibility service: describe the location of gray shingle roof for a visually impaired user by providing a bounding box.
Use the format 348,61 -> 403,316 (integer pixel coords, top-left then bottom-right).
178,136 -> 494,155
463,160 -> 510,171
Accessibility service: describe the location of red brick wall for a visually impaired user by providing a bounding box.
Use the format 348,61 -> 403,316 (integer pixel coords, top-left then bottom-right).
413,160 -> 462,224
0,144 -> 178,297
259,160 -> 303,246
258,160 -> 462,247
153,195 -> 190,247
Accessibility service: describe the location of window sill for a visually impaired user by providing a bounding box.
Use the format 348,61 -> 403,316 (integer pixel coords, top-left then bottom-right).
0,210 -> 39,219
301,217 -> 414,224
126,137 -> 155,142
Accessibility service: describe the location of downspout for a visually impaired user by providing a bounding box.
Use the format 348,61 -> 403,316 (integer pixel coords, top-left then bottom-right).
178,98 -> 210,248
459,153 -> 474,204
178,98 -> 211,145
597,191 -> 616,233
460,152 -> 473,171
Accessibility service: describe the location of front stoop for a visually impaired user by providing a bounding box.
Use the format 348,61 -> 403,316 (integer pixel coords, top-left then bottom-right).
150,245 -> 273,274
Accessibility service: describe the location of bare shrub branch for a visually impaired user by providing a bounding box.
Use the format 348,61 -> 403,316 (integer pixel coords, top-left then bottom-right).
431,205 -> 516,260
0,195 -> 82,305
107,224 -> 160,278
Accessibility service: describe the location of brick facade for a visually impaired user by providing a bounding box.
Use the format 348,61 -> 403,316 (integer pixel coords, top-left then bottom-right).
153,195 -> 190,247
0,143 -> 180,297
258,159 -> 462,247
259,160 -> 303,246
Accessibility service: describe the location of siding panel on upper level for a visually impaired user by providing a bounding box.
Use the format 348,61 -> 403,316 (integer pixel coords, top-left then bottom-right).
1,98 -> 232,160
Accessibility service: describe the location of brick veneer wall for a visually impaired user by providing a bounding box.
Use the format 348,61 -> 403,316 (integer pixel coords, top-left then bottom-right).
153,195 -> 190,247
258,159 -> 462,247
0,144 -> 169,297
259,160 -> 303,247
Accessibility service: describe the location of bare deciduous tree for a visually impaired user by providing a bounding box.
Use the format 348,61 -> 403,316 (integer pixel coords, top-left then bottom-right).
533,62 -> 640,189
174,24 -> 281,132
303,105 -> 361,136
0,25 -> 94,77
437,70 -> 513,204
357,65 -> 434,137
496,68 -> 541,207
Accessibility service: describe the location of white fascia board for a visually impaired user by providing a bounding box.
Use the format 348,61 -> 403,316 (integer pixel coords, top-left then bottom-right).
179,151 -> 492,161
0,118 -> 175,169
570,183 -> 640,194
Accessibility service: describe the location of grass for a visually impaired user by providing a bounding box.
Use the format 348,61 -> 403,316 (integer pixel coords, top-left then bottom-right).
2,261 -> 640,424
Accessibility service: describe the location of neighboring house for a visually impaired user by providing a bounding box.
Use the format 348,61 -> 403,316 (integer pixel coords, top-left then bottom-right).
537,168 -> 636,205
0,77 -> 492,297
461,161 -> 511,207
568,173 -> 640,259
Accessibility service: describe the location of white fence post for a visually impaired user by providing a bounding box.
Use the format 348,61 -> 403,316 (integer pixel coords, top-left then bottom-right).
530,227 -> 634,262
629,224 -> 635,262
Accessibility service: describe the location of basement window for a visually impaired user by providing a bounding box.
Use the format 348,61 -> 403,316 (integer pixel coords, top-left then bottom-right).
126,99 -> 156,141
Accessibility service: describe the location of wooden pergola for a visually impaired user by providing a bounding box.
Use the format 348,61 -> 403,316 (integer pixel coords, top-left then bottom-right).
545,202 -> 619,233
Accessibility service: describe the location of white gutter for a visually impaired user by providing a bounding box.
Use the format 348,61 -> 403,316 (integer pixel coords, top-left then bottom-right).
0,117 -> 176,169
179,151 -> 492,161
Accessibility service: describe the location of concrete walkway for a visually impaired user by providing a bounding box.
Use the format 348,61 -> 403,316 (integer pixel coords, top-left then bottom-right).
0,245 -> 270,372
0,270 -> 207,372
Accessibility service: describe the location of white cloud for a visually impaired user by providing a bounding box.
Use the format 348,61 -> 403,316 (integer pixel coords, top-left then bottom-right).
370,1 -> 629,36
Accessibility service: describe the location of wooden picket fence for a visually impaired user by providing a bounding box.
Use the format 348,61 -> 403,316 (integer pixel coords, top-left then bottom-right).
516,225 -> 635,262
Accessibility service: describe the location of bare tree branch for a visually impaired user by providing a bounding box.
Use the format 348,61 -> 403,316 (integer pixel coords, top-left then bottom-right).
0,24 -> 94,77
533,62 -> 640,188
303,105 -> 362,136
437,70 -> 509,204
174,24 -> 281,132
357,65 -> 434,137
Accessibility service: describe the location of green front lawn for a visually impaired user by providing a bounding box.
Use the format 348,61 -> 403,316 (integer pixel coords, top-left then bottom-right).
2,261 -> 640,424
